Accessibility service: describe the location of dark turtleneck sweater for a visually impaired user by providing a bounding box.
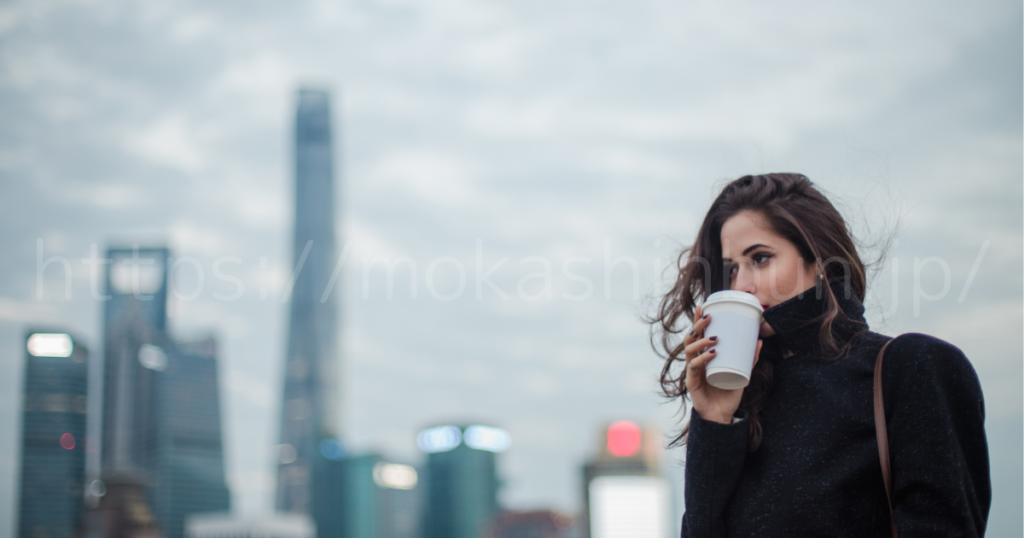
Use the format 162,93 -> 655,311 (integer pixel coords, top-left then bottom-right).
681,278 -> 991,538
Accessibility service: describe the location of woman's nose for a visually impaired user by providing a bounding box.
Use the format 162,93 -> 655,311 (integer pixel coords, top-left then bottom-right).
731,265 -> 757,294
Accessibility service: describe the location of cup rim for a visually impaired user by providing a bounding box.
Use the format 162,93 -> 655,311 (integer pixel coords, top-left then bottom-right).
702,290 -> 764,312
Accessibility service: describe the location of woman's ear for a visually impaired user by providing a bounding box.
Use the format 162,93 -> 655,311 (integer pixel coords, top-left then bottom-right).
804,259 -> 821,284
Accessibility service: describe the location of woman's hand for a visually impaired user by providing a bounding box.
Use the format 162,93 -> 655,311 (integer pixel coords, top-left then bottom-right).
684,305 -> 763,424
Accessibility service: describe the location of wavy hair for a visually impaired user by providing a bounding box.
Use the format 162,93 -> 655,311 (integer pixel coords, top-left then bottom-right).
651,173 -> 869,451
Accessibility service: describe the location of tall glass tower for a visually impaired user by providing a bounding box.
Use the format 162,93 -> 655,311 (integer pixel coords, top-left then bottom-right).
275,88 -> 342,515
17,331 -> 89,538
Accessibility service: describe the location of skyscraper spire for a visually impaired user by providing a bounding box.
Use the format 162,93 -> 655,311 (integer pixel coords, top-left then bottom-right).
276,88 -> 341,514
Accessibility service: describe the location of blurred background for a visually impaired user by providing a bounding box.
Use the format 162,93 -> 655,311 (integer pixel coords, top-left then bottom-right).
1,0 -> 1021,537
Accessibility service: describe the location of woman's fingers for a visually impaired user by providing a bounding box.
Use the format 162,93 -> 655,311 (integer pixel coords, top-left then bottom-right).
686,347 -> 717,380
685,346 -> 718,390
694,311 -> 710,333
684,335 -> 718,359
685,310 -> 710,340
689,347 -> 717,368
752,339 -> 763,367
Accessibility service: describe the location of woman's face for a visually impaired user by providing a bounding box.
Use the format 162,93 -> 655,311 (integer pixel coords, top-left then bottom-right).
719,210 -> 819,337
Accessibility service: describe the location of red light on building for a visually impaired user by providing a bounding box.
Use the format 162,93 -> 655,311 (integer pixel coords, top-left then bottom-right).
606,421 -> 641,457
60,433 -> 76,450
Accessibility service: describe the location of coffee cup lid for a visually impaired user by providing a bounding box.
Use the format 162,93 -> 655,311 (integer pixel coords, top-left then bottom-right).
702,290 -> 764,312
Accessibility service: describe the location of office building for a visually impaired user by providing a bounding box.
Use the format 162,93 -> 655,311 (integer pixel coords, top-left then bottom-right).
418,424 -> 510,538
370,459 -> 420,538
314,453 -> 420,538
17,331 -> 89,538
581,421 -> 669,538
276,88 -> 342,520
305,439 -> 345,538
151,337 -> 231,538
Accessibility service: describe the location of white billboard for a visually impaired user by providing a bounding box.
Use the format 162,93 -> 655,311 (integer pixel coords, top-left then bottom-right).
589,475 -> 670,538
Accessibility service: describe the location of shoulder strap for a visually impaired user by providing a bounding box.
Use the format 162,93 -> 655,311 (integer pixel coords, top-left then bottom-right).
874,337 -> 898,538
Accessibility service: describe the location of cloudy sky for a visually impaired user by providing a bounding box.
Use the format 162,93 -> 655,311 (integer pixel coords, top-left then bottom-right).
0,0 -> 1021,535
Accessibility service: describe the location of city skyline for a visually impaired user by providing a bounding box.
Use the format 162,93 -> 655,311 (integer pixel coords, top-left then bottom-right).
0,1 -> 1020,536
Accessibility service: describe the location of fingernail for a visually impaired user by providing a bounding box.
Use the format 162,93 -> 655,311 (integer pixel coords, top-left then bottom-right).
710,349 -> 716,353
709,336 -> 717,341
702,314 -> 708,319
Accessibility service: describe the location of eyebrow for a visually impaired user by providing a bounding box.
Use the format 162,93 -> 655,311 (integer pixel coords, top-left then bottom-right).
722,244 -> 772,263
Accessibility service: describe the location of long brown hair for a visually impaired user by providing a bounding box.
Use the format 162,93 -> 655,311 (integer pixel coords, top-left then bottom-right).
651,173 -> 868,450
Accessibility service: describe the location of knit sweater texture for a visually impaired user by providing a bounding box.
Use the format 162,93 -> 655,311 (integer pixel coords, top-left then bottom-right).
681,277 -> 991,538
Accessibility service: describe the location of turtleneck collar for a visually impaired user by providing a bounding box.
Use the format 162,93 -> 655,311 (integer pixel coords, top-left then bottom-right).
760,276 -> 869,360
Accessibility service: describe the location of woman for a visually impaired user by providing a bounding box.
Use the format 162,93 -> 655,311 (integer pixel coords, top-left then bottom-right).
651,173 -> 991,537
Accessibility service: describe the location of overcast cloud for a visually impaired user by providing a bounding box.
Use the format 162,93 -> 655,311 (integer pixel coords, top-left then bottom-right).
0,0 -> 1021,536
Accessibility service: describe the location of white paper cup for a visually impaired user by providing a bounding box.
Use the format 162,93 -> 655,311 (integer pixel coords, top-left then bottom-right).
702,291 -> 764,390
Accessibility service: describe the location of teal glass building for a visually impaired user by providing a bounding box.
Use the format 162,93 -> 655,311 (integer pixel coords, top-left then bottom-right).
17,331 -> 89,538
418,425 -> 509,538
314,453 -> 421,538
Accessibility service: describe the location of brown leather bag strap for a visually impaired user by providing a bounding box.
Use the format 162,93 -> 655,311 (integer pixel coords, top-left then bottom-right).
874,337 -> 898,538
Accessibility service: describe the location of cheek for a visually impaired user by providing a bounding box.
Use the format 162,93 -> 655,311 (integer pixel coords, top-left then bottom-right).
760,261 -> 797,292
778,258 -> 811,291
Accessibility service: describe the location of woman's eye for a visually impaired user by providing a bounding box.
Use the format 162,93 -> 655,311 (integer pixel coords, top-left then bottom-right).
752,253 -> 771,265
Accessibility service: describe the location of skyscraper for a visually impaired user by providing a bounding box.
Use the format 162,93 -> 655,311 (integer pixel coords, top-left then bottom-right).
101,246 -> 169,476
91,246 -> 170,536
17,331 -> 89,538
151,337 -> 231,538
94,246 -> 230,537
418,424 -> 510,538
276,88 -> 342,516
